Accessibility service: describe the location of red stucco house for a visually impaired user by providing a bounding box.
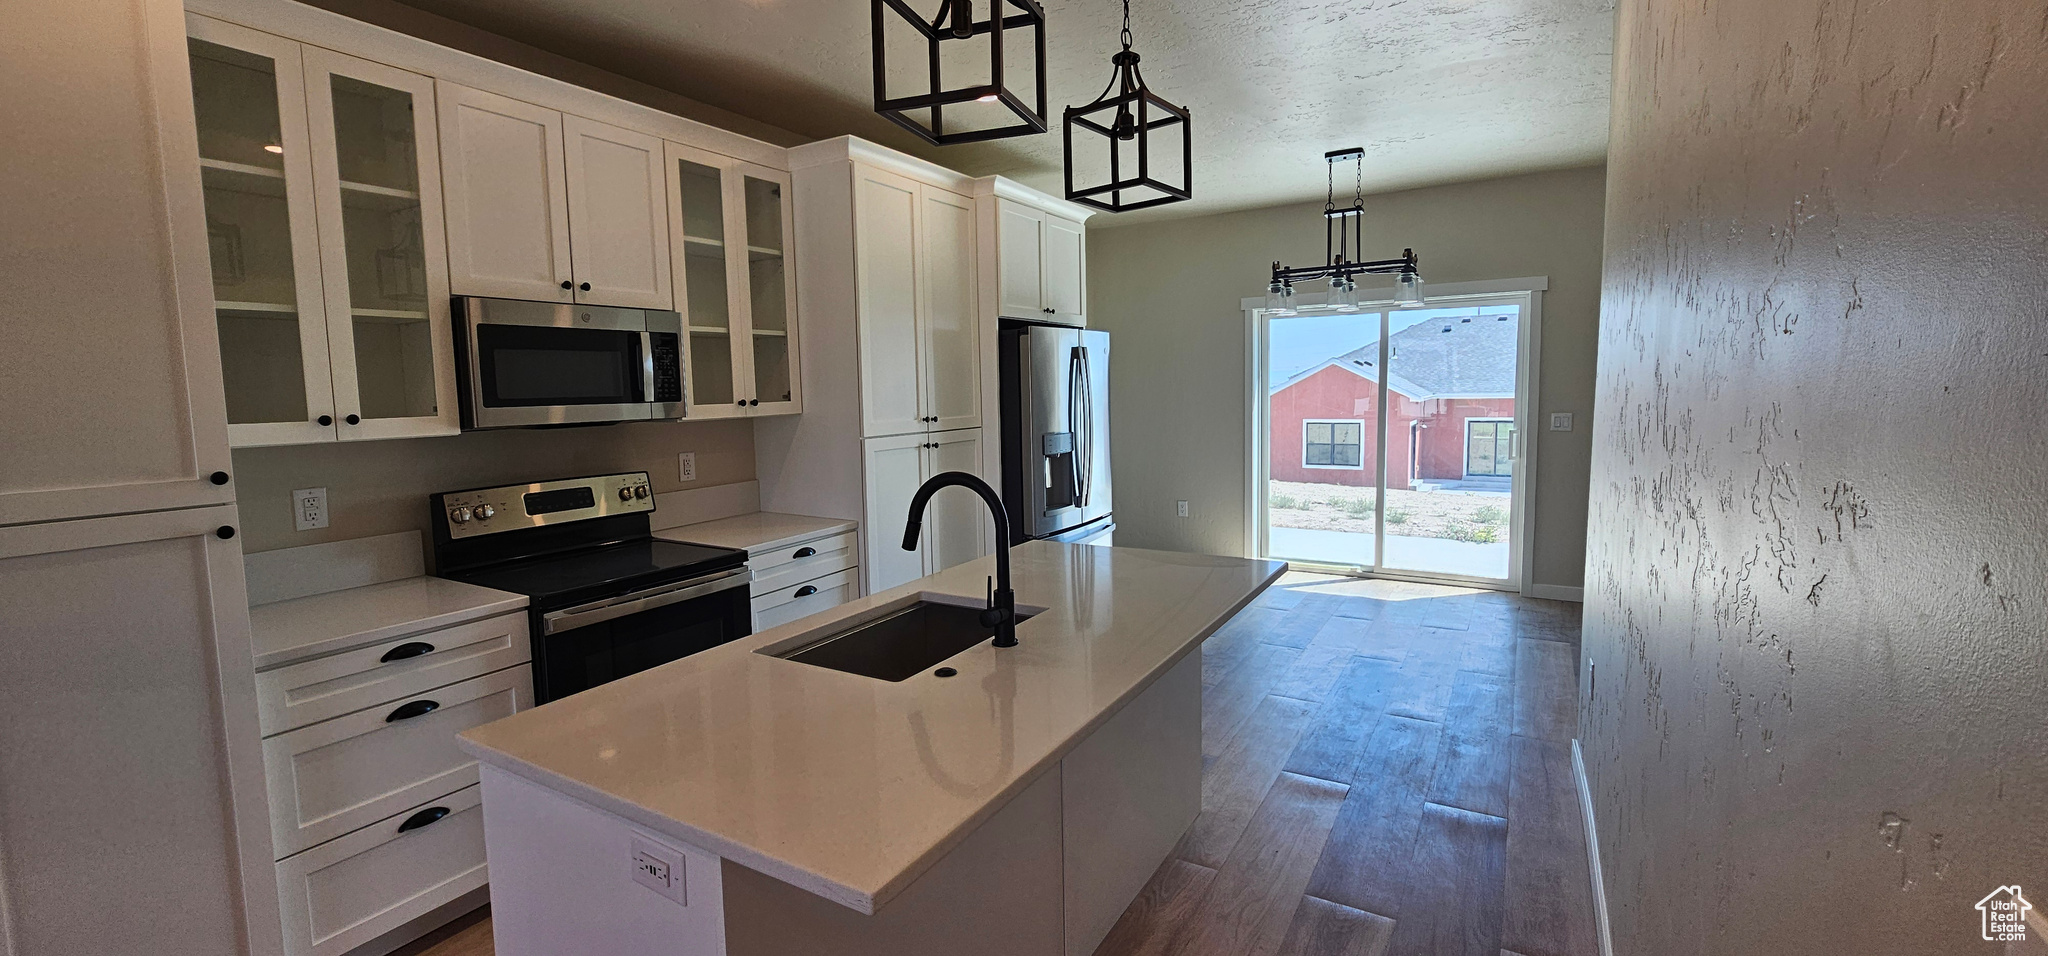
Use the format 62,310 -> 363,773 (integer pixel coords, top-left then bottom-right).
1270,314 -> 1518,490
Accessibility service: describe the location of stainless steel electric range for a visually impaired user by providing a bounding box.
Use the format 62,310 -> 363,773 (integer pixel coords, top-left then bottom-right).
430,472 -> 750,704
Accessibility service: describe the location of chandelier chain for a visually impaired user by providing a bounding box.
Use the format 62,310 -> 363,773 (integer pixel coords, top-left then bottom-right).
1120,0 -> 1133,49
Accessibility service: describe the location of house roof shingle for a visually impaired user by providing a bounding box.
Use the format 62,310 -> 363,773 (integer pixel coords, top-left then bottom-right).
1319,313 -> 1518,398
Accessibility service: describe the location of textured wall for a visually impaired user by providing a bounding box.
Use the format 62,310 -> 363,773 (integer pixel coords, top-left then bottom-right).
1088,166 -> 1607,591
1584,1 -> 2047,953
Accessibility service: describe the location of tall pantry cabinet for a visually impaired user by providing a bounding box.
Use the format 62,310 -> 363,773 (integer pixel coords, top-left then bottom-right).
756,139 -> 993,596
1,0 -> 281,954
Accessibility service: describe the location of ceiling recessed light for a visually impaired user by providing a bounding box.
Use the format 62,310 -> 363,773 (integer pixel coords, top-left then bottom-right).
263,144 -> 284,154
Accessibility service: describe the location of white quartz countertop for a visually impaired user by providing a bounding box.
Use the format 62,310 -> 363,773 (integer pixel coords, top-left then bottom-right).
652,511 -> 856,555
250,576 -> 528,671
458,542 -> 1283,915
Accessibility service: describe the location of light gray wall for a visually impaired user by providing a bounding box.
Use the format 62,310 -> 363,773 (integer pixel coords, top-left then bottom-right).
232,419 -> 755,554
1584,0 -> 2047,953
1086,166 -> 1607,591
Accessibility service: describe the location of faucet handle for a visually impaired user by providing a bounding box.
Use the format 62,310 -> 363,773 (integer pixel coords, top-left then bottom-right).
978,576 -> 1011,628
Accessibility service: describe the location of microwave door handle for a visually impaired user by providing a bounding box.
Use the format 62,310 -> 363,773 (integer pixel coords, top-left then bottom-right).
540,566 -> 750,635
639,330 -> 657,404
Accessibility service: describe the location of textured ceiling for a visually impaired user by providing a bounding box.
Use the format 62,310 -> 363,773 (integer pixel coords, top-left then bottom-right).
384,0 -> 1616,225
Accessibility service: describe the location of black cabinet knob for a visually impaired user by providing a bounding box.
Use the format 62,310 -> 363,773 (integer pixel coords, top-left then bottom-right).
385,699 -> 439,722
209,471 -> 230,485
579,282 -> 591,291
317,414 -> 333,426
560,280 -> 573,290
215,526 -> 235,539
397,806 -> 451,833
345,414 -> 361,425
736,400 -> 747,407
749,399 -> 759,406
379,641 -> 436,663
794,585 -> 819,597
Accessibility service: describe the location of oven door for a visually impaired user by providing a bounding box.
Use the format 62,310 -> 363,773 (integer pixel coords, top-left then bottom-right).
458,297 -> 670,428
532,567 -> 752,703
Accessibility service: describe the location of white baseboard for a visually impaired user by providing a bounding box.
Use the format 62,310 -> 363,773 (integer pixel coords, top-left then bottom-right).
1526,583 -> 1585,602
1573,739 -> 1616,956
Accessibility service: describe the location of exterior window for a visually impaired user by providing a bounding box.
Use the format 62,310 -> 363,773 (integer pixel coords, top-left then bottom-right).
1304,419 -> 1364,469
1465,419 -> 1515,477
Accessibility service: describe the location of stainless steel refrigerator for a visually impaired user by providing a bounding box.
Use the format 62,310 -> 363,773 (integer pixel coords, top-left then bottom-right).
999,323 -> 1113,545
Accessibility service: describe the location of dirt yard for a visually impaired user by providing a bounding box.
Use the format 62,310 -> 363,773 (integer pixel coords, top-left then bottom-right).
1267,480 -> 1510,542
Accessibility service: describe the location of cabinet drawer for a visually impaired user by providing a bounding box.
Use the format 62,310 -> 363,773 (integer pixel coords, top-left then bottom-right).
276,783 -> 487,956
255,611 -> 531,735
263,666 -> 531,858
753,568 -> 857,631
749,531 -> 856,594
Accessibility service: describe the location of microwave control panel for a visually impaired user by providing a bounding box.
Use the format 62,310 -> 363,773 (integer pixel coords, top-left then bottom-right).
439,472 -> 653,539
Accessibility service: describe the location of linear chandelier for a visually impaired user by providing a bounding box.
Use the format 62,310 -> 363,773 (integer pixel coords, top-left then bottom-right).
1061,0 -> 1190,213
872,0 -> 1048,146
1266,148 -> 1422,315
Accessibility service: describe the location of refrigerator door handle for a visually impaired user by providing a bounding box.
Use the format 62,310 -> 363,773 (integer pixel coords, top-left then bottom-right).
1067,346 -> 1086,505
1076,346 -> 1093,507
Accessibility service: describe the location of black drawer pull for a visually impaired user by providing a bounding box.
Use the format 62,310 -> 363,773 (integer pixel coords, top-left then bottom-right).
380,641 -> 436,663
385,699 -> 439,722
792,547 -> 817,559
397,806 -> 450,833
794,585 -> 819,598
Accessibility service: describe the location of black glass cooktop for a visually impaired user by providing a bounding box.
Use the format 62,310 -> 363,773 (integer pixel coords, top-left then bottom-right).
440,538 -> 745,608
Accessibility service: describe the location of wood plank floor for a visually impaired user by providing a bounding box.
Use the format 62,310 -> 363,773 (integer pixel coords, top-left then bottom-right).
414,572 -> 1595,956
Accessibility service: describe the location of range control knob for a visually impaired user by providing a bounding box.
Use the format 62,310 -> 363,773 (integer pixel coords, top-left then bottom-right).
632,485 -> 649,500
619,486 -> 635,501
449,506 -> 473,524
475,504 -> 496,520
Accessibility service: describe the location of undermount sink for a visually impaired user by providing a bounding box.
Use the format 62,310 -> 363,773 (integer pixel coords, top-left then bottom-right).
769,599 -> 1039,682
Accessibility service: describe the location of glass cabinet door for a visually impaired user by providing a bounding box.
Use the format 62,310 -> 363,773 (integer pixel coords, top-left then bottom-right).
741,167 -> 800,413
303,48 -> 457,440
186,19 -> 336,446
664,143 -> 748,417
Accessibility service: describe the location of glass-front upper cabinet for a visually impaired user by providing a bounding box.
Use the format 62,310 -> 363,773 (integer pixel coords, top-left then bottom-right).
663,142 -> 800,418
184,15 -> 457,446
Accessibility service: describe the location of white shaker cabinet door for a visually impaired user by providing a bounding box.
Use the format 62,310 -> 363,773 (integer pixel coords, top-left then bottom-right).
1041,214 -> 1086,325
922,427 -> 990,576
996,199 -> 1044,319
436,83 -> 573,303
853,165 -> 926,437
861,432 -> 929,594
0,505 -> 281,956
562,114 -> 673,309
919,185 -> 981,431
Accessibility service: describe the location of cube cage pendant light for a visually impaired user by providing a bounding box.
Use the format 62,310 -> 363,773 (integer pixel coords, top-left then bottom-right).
1062,0 -> 1191,213
1265,148 -> 1423,315
872,0 -> 1048,146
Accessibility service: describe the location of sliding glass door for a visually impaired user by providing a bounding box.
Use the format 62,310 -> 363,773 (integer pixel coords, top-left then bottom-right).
1256,293 -> 1531,588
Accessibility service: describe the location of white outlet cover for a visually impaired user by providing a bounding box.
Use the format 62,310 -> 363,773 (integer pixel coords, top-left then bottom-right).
291,487 -> 329,532
678,452 -> 697,483
1549,412 -> 1574,432
1176,500 -> 1190,518
631,838 -> 686,905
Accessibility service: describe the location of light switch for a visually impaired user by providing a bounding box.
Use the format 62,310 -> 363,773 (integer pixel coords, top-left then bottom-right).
292,487 -> 328,532
1176,500 -> 1190,518
1549,412 -> 1574,432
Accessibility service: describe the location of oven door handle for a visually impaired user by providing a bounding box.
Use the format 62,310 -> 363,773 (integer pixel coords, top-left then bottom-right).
540,566 -> 751,635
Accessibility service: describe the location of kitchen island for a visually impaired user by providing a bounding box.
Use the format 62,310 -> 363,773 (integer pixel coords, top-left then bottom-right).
457,542 -> 1284,956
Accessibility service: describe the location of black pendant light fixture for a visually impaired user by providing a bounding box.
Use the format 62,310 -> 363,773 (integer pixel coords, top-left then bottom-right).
1265,148 -> 1423,315
1062,0 -> 1190,213
872,0 -> 1047,146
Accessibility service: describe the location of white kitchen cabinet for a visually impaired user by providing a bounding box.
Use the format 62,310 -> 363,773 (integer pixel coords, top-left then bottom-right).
275,783 -> 488,956
854,164 -> 979,437
187,16 -> 459,447
862,428 -> 989,594
436,83 -> 572,304
666,141 -> 801,417
992,196 -> 1086,325
563,114 -> 672,309
0,506 -> 281,955
440,82 -> 677,311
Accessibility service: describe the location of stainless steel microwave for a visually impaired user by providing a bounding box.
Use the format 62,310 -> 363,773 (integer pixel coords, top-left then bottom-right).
454,296 -> 684,429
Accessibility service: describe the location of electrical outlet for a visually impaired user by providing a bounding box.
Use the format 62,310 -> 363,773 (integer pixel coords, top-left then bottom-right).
631,838 -> 686,905
291,487 -> 328,532
678,452 -> 697,483
1176,500 -> 1190,518
1549,412 -> 1574,432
